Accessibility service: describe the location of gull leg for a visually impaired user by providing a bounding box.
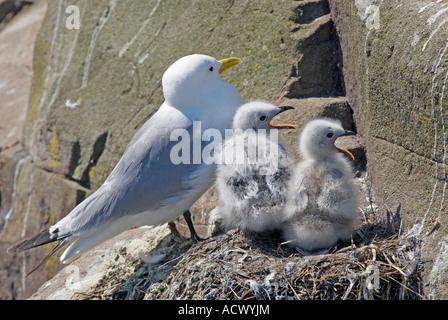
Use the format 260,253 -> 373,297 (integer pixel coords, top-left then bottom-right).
183,210 -> 202,242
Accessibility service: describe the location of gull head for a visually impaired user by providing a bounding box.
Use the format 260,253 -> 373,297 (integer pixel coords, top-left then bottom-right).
298,118 -> 355,161
162,54 -> 241,108
232,100 -> 296,131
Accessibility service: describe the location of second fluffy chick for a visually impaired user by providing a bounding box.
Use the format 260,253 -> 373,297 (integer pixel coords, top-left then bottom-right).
283,118 -> 360,253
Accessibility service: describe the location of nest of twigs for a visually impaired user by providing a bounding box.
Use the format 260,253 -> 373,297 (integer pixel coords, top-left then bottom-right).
79,208 -> 422,300
146,227 -> 422,300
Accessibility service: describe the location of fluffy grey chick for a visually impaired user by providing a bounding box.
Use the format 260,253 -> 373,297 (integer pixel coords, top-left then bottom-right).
216,100 -> 296,232
283,118 -> 359,253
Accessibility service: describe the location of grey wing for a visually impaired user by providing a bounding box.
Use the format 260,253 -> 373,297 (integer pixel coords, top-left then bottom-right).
283,169 -> 309,221
324,168 -> 344,181
289,167 -> 310,212
225,174 -> 258,201
216,166 -> 259,206
58,118 -> 211,235
293,177 -> 309,211
316,168 -> 347,212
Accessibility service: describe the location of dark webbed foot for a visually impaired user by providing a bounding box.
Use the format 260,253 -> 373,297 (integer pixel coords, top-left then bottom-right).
183,210 -> 202,242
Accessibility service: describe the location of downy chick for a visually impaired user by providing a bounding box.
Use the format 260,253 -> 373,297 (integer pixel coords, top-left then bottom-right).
283,118 -> 359,253
216,100 -> 295,232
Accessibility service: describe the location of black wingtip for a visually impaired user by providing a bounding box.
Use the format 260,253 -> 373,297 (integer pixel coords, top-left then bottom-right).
7,228 -> 58,253
25,238 -> 71,277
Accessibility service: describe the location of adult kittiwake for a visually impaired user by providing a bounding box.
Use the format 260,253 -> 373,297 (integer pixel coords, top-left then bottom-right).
282,118 -> 359,254
216,100 -> 295,232
8,54 -> 243,272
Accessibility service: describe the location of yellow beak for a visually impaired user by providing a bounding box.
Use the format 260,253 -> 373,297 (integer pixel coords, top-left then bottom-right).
337,147 -> 355,161
219,57 -> 242,74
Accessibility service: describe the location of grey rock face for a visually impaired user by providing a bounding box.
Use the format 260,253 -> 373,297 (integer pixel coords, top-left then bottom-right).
2,0 -> 446,300
329,0 -> 448,299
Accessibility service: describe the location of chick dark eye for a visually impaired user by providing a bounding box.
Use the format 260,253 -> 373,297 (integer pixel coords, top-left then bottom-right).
327,132 -> 334,138
209,66 -> 214,72
260,116 -> 267,121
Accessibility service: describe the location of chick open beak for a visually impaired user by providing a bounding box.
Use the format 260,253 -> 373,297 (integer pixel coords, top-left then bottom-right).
336,130 -> 356,160
219,57 -> 242,74
269,106 -> 297,129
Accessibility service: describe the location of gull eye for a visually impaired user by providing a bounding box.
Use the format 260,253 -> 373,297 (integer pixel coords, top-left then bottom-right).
260,115 -> 267,121
209,66 -> 214,72
327,132 -> 334,138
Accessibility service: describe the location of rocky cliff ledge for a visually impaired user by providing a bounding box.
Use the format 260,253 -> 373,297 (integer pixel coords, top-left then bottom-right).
0,0 -> 447,299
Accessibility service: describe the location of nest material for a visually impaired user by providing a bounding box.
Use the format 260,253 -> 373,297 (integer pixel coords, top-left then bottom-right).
145,228 -> 422,300
78,212 -> 423,300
